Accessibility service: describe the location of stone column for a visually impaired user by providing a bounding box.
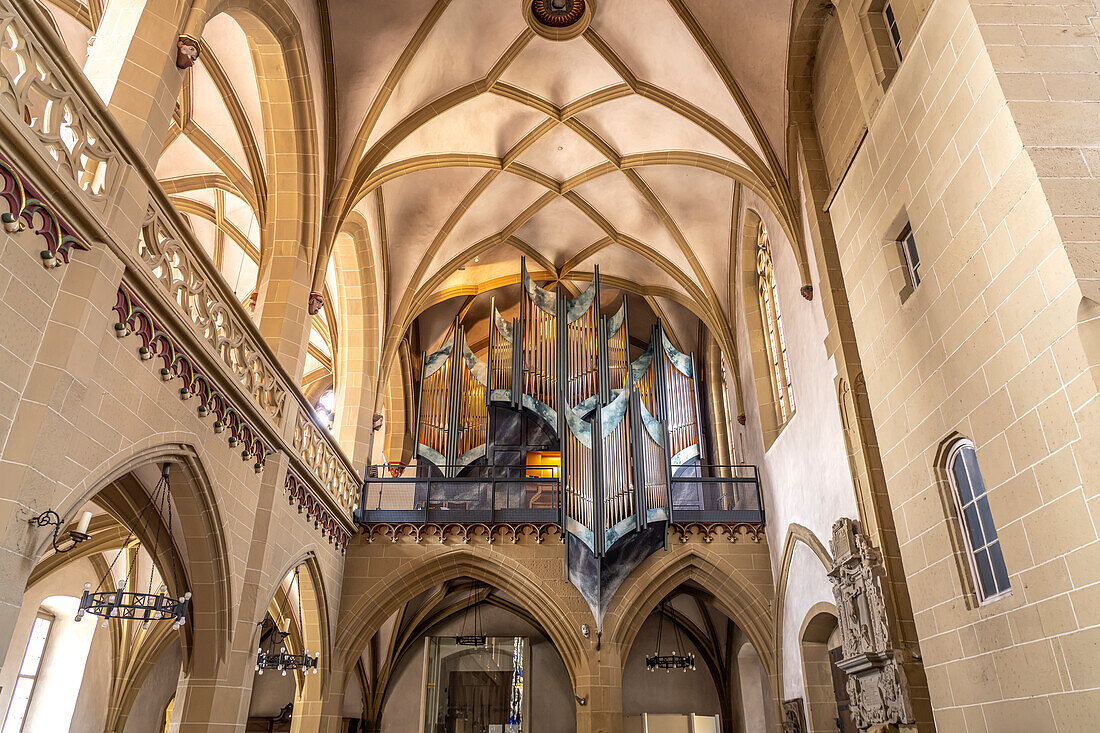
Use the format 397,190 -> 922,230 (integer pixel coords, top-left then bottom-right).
82,0 -> 190,168
575,642 -> 625,733
172,452 -> 287,731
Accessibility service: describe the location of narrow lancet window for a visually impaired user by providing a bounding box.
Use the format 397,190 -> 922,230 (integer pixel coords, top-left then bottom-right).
756,223 -> 795,425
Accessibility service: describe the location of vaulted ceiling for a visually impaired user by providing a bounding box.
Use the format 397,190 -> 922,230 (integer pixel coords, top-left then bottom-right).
42,0 -> 800,373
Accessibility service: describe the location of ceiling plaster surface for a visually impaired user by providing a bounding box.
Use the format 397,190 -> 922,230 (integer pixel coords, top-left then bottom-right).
383,166 -> 490,319
201,14 -> 266,160
31,0 -> 803,362
190,64 -> 252,174
156,135 -> 223,180
592,0 -> 765,160
514,122 -> 609,183
364,0 -> 531,154
680,0 -> 793,164
514,196 -> 608,267
381,95 -> 548,166
498,34 -> 623,106
328,0 -> 439,171
634,164 -> 734,311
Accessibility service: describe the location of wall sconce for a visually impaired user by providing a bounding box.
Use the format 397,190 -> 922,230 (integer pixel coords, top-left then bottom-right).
29,509 -> 92,553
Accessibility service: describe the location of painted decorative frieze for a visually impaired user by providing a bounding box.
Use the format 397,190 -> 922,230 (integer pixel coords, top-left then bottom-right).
113,285 -> 273,471
827,518 -> 916,730
362,522 -> 563,545
0,154 -> 90,266
669,522 -> 764,544
285,471 -> 350,551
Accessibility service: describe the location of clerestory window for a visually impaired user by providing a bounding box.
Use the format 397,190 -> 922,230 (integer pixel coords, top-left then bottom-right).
755,223 -> 795,426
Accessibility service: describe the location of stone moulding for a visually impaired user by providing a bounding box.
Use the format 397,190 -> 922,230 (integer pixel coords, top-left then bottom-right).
136,205 -> 287,425
359,522 -> 762,546
0,152 -> 90,266
113,284 -> 273,470
363,522 -> 564,545
669,522 -> 764,544
285,471 -> 350,551
0,4 -> 119,202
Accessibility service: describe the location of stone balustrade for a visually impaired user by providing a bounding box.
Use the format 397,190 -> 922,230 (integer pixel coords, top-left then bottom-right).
0,0 -> 359,542
0,4 -> 119,206
137,203 -> 288,425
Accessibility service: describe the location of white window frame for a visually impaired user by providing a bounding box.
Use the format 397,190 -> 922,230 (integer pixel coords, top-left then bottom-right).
898,223 -> 920,290
946,439 -> 1012,605
2,612 -> 54,733
882,1 -> 903,64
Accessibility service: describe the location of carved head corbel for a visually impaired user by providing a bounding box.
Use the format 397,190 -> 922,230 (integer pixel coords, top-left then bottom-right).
176,36 -> 201,69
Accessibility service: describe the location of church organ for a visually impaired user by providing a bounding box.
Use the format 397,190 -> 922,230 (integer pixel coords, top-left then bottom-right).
413,260 -> 704,558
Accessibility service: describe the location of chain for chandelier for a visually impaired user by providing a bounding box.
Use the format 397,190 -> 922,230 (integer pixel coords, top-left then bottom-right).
455,580 -> 486,647
645,600 -> 696,672
256,565 -> 320,676
75,464 -> 190,628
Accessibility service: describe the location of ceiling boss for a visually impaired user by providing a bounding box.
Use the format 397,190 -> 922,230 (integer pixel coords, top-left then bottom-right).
525,0 -> 593,40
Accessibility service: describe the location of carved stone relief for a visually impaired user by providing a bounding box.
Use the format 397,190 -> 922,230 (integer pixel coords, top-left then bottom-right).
827,517 -> 916,729
781,697 -> 806,733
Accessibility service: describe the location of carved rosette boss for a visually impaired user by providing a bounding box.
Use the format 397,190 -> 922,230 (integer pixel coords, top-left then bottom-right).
827,518 -> 916,730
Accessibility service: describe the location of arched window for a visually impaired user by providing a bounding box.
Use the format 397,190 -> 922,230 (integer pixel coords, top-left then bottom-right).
947,440 -> 1010,602
755,223 -> 795,425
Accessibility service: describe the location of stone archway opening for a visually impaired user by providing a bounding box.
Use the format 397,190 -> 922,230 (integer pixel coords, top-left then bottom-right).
799,609 -> 853,733
342,575 -> 577,733
620,582 -> 774,733
246,558 -> 328,733
2,459 -> 213,733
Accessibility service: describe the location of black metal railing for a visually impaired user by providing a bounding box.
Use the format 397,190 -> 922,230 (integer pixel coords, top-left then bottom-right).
355,464 -> 764,526
669,464 -> 764,523
356,465 -> 561,525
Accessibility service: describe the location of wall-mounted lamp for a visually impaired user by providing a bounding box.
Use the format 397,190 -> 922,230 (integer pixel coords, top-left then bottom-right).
28,509 -> 92,553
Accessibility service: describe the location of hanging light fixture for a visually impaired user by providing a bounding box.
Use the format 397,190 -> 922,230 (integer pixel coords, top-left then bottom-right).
645,600 -> 696,672
454,580 -> 487,647
75,464 -> 190,629
256,566 -> 320,676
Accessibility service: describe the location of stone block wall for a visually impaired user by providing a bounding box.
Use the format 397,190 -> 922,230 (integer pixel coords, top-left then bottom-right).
818,0 -> 1100,728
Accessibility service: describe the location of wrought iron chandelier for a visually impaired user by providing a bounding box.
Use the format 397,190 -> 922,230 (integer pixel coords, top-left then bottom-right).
454,580 -> 487,647
645,600 -> 696,672
75,464 -> 190,629
256,566 -> 320,676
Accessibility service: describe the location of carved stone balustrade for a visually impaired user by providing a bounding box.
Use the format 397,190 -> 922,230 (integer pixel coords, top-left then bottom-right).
293,409 -> 357,517
0,0 -> 360,545
137,204 -> 287,425
0,3 -> 119,206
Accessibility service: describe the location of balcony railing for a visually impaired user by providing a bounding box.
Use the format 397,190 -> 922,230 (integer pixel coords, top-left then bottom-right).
357,466 -> 561,525
356,464 -> 764,526
1,0 -> 358,540
669,465 -> 765,523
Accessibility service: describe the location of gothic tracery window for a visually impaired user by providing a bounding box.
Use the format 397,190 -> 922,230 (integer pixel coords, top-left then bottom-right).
755,223 -> 795,425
